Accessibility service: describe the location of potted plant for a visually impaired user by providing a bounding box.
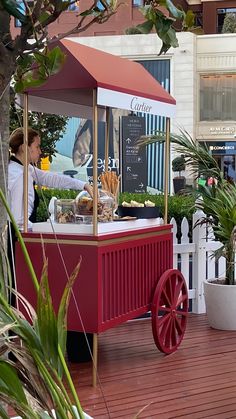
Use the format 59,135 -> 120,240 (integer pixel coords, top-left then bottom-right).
172,155 -> 186,194
195,181 -> 236,330
137,129 -> 236,330
0,189 -> 92,418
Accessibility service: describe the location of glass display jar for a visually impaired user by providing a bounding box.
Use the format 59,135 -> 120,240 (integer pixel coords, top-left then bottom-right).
54,199 -> 76,223
76,190 -> 114,222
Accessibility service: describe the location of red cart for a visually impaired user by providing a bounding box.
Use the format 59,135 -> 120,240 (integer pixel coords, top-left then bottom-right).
16,40 -> 188,386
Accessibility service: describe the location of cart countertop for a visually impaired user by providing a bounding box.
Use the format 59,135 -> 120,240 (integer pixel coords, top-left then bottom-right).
32,218 -> 166,236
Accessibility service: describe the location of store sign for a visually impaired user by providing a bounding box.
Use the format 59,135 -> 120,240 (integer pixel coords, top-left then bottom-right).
209,126 -> 235,135
206,142 -> 236,155
209,145 -> 235,151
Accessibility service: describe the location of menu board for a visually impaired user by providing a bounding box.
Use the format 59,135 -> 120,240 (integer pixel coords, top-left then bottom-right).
121,115 -> 147,193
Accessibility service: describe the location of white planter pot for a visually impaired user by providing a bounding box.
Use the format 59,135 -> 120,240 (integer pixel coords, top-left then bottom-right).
204,279 -> 236,330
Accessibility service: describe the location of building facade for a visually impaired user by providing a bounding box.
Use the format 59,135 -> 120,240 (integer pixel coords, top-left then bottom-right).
69,32 -> 236,187
11,0 -> 236,39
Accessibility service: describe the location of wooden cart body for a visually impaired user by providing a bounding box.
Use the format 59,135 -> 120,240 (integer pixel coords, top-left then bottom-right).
16,223 -> 172,333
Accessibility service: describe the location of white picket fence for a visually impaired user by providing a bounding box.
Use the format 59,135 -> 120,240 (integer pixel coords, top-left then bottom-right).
168,209 -> 226,314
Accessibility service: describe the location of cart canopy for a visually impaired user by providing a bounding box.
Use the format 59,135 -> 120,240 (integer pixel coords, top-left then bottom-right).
18,39 -> 176,120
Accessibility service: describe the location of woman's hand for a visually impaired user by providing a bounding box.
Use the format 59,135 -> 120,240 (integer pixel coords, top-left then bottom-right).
84,183 -> 93,197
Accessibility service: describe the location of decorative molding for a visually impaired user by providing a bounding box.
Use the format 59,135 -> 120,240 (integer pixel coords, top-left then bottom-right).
197,54 -> 236,71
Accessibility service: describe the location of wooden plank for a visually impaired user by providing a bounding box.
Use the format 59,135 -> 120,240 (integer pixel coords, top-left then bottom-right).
8,314 -> 236,418
65,314 -> 236,418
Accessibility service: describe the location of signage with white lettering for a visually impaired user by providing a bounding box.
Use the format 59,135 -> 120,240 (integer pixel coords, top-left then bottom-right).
209,126 -> 235,135
97,87 -> 176,118
121,116 -> 146,193
201,141 -> 236,155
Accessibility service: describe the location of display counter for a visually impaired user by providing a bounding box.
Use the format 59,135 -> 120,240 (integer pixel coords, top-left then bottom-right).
32,218 -> 163,235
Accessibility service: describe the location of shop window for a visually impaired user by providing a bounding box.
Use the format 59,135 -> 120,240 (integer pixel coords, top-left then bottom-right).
217,8 -> 236,33
200,74 -> 236,122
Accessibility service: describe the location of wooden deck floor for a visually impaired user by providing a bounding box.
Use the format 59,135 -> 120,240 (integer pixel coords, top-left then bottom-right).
69,314 -> 236,419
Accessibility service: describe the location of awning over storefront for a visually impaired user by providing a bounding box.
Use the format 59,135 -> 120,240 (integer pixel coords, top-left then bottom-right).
18,39 -> 176,119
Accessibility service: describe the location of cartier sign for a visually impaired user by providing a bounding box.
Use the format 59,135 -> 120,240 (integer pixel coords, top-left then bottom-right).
130,97 -> 152,113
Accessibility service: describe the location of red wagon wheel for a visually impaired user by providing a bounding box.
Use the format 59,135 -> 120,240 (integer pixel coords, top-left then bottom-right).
151,269 -> 188,354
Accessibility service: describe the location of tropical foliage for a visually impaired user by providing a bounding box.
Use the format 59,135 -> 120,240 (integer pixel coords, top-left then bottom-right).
137,128 -> 222,182
137,128 -> 236,285
0,189 -> 84,418
195,183 -> 236,285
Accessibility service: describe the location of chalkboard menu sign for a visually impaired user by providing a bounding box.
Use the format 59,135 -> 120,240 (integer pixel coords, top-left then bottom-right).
121,115 -> 147,193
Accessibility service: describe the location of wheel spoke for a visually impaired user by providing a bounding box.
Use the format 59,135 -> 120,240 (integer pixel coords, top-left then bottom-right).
161,315 -> 172,348
171,319 -> 177,347
161,288 -> 172,307
176,293 -> 188,308
174,315 -> 184,335
158,306 -> 171,314
176,310 -> 188,317
173,278 -> 184,306
158,312 -> 171,327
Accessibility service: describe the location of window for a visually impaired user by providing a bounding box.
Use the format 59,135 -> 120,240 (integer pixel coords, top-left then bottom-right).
217,8 -> 236,33
195,11 -> 203,29
14,1 -> 25,27
67,2 -> 79,11
200,74 -> 236,121
132,0 -> 144,6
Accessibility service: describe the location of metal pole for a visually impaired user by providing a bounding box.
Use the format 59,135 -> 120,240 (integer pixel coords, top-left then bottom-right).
92,89 -> 98,236
92,333 -> 98,387
105,107 -> 110,172
23,93 -> 29,233
164,117 -> 170,225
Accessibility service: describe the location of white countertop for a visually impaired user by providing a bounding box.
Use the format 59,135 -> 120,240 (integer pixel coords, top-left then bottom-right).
32,218 -> 163,235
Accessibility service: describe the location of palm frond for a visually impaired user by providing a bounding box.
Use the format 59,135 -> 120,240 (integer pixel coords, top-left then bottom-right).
136,128 -> 223,182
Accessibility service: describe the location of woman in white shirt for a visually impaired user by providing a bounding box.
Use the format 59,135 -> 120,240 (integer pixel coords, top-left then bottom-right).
8,127 -> 92,230
8,127 -> 93,360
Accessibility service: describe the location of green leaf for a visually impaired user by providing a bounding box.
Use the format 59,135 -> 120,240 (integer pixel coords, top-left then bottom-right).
139,5 -> 157,22
36,260 -> 59,371
57,258 -> 82,376
38,11 -> 51,24
15,77 -> 47,93
134,20 -> 154,34
46,47 -> 66,76
183,9 -> 195,30
0,360 -> 27,404
0,404 -> 10,419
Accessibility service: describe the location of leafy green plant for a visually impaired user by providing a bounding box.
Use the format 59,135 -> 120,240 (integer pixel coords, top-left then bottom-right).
125,1 -> 195,55
137,128 -> 236,285
35,188 -> 195,226
195,182 -> 236,285
0,189 -> 85,418
137,128 -> 222,183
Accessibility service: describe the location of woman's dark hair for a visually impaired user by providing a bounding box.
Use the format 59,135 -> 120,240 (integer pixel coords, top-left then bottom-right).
9,128 -> 39,154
